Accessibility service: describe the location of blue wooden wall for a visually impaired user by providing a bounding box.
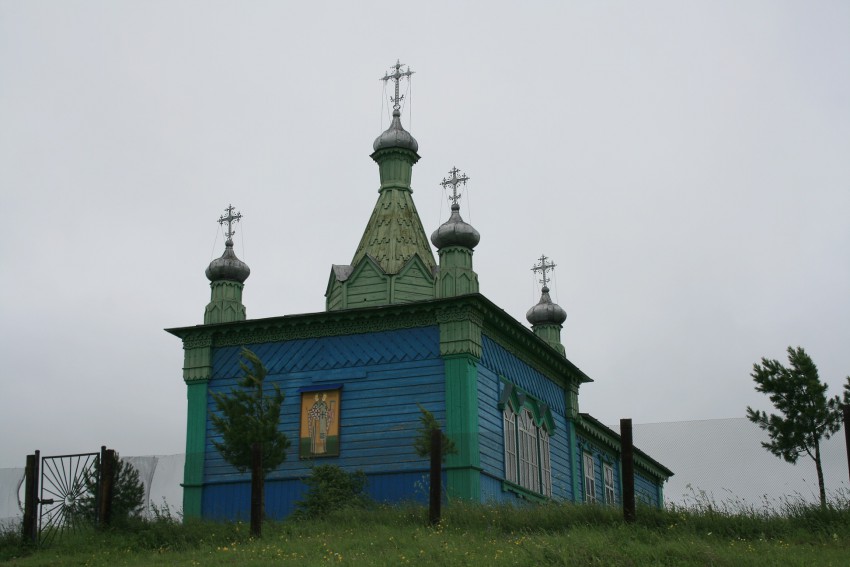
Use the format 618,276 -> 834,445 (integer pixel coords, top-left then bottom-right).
477,335 -> 572,502
574,435 -> 621,504
635,471 -> 662,508
202,326 -> 445,519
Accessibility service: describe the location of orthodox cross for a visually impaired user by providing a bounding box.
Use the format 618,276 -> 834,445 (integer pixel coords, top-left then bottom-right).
531,254 -> 556,288
440,166 -> 469,207
217,204 -> 242,241
380,59 -> 414,111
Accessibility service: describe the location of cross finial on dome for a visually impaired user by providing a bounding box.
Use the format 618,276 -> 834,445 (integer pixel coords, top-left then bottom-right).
217,204 -> 242,243
440,166 -> 469,208
380,59 -> 415,111
531,254 -> 556,289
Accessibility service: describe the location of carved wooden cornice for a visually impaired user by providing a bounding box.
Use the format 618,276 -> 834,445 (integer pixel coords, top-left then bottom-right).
575,414 -> 674,480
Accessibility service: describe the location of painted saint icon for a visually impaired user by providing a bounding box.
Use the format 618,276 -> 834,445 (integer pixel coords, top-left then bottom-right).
299,389 -> 340,458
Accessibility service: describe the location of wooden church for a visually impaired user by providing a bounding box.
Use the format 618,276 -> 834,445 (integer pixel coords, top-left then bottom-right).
166,62 -> 672,520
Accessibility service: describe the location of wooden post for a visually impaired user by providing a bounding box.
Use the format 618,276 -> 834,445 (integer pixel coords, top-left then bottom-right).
98,447 -> 115,528
22,451 -> 39,544
250,443 -> 263,538
842,406 -> 850,484
620,419 -> 635,523
429,428 -> 442,526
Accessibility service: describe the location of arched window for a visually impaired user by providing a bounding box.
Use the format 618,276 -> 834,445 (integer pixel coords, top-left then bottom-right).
518,409 -> 540,493
501,385 -> 553,497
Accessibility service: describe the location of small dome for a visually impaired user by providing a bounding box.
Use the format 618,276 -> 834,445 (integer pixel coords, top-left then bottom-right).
206,240 -> 251,283
431,204 -> 480,250
373,109 -> 419,153
526,287 -> 567,326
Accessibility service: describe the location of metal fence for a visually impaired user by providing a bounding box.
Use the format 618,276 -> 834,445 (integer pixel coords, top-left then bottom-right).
1,453 -> 184,531
1,419 -> 847,527
626,417 -> 849,509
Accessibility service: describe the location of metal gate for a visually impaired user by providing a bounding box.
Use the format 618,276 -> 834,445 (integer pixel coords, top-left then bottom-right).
38,452 -> 100,545
22,449 -> 109,546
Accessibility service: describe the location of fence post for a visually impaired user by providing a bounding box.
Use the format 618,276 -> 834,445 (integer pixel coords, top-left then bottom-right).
620,419 -> 635,523
98,447 -> 115,528
22,451 -> 39,544
251,443 -> 263,538
842,406 -> 850,484
429,428 -> 442,526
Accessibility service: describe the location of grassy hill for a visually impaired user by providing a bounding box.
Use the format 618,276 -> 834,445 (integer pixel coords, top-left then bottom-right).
3,496 -> 849,566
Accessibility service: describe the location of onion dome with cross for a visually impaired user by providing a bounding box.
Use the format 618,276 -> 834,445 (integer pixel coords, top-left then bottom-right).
431,167 -> 480,250
206,205 -> 251,284
526,255 -> 567,326
373,60 -> 419,153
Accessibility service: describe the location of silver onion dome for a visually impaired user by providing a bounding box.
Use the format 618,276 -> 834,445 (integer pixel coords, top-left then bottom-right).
373,109 -> 419,153
206,239 -> 251,283
431,203 -> 480,250
526,286 -> 567,326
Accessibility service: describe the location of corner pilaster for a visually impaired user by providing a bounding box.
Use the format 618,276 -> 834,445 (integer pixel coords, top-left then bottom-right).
439,305 -> 483,501
182,334 -> 212,519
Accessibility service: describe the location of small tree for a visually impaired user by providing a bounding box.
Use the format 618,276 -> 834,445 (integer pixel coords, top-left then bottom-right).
210,348 -> 289,532
746,346 -> 850,507
413,404 -> 457,462
80,453 -> 145,525
293,465 -> 368,520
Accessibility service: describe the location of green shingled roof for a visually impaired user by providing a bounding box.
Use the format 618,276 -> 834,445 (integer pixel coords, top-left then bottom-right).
351,186 -> 436,275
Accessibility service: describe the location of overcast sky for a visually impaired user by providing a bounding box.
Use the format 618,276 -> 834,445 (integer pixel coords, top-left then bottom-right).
1,1 -> 848,468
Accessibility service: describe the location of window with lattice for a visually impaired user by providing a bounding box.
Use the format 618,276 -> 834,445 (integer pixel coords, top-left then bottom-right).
500,384 -> 553,498
603,463 -> 615,505
583,453 -> 596,503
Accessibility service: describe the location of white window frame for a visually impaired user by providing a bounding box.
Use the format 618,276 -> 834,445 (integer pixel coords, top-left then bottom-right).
503,406 -> 518,484
603,463 -> 615,505
503,401 -> 552,497
518,409 -> 540,493
583,453 -> 596,503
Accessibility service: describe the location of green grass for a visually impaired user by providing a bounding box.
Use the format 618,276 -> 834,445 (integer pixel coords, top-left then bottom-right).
3,498 -> 850,566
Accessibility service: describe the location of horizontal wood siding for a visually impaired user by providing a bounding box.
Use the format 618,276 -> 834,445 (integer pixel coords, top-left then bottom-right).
203,326 -> 444,519
479,336 -> 565,415
549,413 -> 570,501
393,261 -> 434,303
203,470 -> 444,520
366,470 -> 447,505
477,366 -> 504,478
478,343 -> 572,502
576,435 -> 617,504
326,280 -> 343,310
347,263 -> 389,306
394,276 -> 434,302
635,472 -> 661,508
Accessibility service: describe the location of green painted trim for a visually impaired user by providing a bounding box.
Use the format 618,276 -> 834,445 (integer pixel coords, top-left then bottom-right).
168,295 -> 592,389
183,381 -> 208,519
480,311 -> 591,388
498,379 -> 555,433
349,180 -> 436,276
204,281 -> 246,324
576,413 -> 674,480
443,353 -> 480,501
435,246 -> 479,299
531,324 -> 565,357
502,480 -> 547,503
